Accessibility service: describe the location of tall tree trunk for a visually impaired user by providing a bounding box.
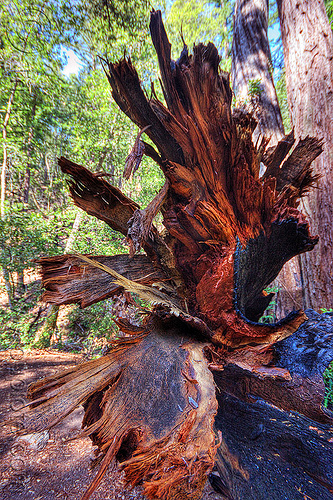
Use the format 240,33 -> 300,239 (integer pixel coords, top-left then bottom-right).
2,266 -> 13,309
1,79 -> 18,219
64,210 -> 85,254
23,91 -> 37,204
0,80 -> 18,308
232,0 -> 284,145
16,270 -> 26,296
277,0 -> 333,310
33,210 -> 85,347
232,0 -> 305,318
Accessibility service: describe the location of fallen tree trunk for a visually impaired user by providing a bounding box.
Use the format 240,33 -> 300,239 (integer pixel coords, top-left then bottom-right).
210,309 -> 333,499
20,312 -> 333,500
214,391 -> 333,500
14,10 -> 333,500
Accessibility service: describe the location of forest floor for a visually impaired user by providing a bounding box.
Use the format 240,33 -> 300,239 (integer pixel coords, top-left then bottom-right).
0,349 -> 222,500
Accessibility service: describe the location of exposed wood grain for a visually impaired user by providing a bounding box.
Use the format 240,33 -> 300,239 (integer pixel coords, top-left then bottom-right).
37,254 -> 168,308
20,10 -> 333,500
59,156 -> 138,235
23,321 -> 218,500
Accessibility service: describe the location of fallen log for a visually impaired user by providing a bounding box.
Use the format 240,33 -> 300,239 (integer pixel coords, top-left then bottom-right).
213,391 -> 333,500
209,310 -> 333,499
15,9 -> 333,500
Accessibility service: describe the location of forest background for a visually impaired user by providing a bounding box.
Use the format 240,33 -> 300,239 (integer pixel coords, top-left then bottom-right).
0,0 -> 332,402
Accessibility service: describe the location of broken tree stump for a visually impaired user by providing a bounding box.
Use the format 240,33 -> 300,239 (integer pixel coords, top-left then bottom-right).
12,9 -> 333,500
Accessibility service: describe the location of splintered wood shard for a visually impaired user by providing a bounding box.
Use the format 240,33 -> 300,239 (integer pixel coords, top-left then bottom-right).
124,125 -> 150,180
58,156 -> 138,235
72,253 -> 214,339
73,253 -> 183,314
58,156 -> 176,269
262,132 -> 323,194
127,181 -> 169,255
37,254 -> 169,308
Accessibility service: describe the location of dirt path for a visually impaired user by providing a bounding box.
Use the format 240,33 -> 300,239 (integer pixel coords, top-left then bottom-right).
0,350 -> 221,500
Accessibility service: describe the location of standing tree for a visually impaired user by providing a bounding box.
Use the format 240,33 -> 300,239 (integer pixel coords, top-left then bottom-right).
277,0 -> 333,310
232,0 -> 284,144
232,0 -> 303,317
15,11 -> 333,500
231,0 -> 304,318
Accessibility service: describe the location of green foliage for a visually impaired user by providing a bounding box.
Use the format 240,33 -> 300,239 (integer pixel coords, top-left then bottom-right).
0,281 -> 41,348
70,0 -> 150,60
320,307 -> 333,313
325,0 -> 333,26
248,78 -> 263,98
68,300 -> 119,341
0,205 -> 61,275
122,155 -> 165,207
71,213 -> 127,256
50,300 -> 122,358
324,361 -> 333,409
275,70 -> 291,132
260,285 -> 279,324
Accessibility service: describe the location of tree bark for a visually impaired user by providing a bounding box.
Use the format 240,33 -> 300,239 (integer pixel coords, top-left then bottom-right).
1,266 -> 13,309
211,309 -> 333,499
277,0 -> 333,310
1,79 -> 18,219
24,321 -> 219,500
232,0 -> 284,145
232,0 -> 304,319
23,91 -> 37,204
37,253 -> 167,308
16,270 -> 26,296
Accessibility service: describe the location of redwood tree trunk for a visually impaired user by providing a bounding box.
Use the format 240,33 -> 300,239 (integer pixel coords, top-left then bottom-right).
277,0 -> 333,310
232,0 -> 303,319
232,0 -> 284,145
